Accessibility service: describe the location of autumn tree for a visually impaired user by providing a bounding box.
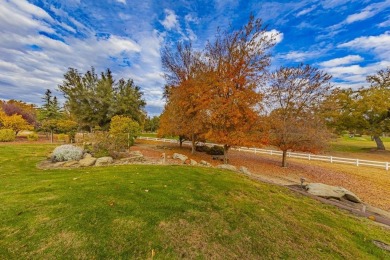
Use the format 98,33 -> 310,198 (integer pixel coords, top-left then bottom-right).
1,100 -> 37,127
264,64 -> 333,167
0,114 -> 32,134
160,43 -> 208,153
204,15 -> 276,163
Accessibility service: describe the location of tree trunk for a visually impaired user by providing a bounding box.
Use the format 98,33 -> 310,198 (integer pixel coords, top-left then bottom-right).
179,136 -> 183,148
50,130 -> 53,144
373,135 -> 386,150
282,150 -> 287,167
191,135 -> 195,154
223,145 -> 230,164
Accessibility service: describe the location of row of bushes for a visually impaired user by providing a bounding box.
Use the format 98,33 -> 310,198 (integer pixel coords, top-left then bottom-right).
196,144 -> 224,155
0,129 -> 70,142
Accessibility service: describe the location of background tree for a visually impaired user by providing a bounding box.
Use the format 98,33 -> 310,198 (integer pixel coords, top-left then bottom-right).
264,64 -> 333,167
0,114 -> 32,134
144,116 -> 160,132
59,67 -> 145,131
204,15 -> 276,163
38,89 -> 63,143
1,100 -> 37,127
323,68 -> 390,150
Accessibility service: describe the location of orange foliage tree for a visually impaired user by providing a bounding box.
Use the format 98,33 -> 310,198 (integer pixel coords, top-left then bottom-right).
159,43 -> 208,153
203,16 -> 276,163
264,64 -> 333,167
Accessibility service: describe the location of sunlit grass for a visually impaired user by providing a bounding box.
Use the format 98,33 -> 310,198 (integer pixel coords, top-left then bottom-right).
1,143 -> 389,258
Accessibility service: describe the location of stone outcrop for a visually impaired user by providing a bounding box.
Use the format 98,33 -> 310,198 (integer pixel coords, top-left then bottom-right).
239,166 -> 251,176
306,183 -> 362,203
190,159 -> 197,166
173,153 -> 188,163
216,164 -> 237,171
199,160 -> 211,167
79,157 -> 97,167
95,157 -> 114,167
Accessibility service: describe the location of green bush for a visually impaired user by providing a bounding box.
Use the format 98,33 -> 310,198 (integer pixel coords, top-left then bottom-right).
0,129 -> 16,142
27,132 -> 39,141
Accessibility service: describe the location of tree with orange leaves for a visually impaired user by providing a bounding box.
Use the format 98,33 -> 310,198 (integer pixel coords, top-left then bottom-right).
203,15 -> 276,163
264,64 -> 333,167
159,43 -> 208,154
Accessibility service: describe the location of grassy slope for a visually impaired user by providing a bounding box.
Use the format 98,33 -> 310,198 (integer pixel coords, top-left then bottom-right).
0,144 -> 389,259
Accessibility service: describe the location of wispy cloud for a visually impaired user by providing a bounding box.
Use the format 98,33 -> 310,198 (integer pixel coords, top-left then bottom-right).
160,9 -> 179,30
296,5 -> 316,17
319,55 -> 363,67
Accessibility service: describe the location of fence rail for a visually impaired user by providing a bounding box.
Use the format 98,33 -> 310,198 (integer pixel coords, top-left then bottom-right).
137,136 -> 390,171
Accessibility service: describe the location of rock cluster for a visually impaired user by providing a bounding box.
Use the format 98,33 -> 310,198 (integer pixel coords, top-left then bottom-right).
38,150 -> 145,169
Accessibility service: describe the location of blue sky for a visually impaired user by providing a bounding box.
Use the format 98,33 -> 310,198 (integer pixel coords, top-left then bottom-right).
0,0 -> 389,115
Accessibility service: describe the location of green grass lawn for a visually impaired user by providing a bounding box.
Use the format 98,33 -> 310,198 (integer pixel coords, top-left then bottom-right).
330,135 -> 390,153
1,144 -> 389,258
139,132 -> 158,138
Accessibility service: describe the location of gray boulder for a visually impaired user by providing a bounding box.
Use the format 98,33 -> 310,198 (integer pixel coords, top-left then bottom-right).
173,153 -> 188,163
306,183 -> 361,203
79,157 -> 97,167
95,156 -> 114,166
216,164 -> 237,171
239,166 -> 251,176
190,159 -> 197,166
200,160 -> 211,167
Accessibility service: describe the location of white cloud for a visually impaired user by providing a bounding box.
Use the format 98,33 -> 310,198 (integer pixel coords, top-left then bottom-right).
346,10 -> 375,23
338,32 -> 390,60
0,0 -> 165,115
296,5 -> 316,17
378,18 -> 390,27
116,0 -> 127,4
278,50 -> 321,62
265,29 -> 284,44
160,9 -> 179,30
345,1 -> 390,24
319,55 -> 363,67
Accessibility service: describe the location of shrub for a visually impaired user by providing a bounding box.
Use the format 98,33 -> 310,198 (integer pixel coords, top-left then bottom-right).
196,144 -> 210,153
206,145 -> 224,155
0,129 -> 16,142
51,144 -> 83,162
27,132 -> 39,141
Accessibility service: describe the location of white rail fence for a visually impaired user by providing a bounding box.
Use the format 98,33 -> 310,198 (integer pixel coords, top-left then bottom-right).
137,136 -> 390,171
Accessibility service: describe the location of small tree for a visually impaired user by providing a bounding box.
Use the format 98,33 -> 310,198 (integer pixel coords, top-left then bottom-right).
0,114 -> 32,134
109,115 -> 141,150
264,64 -> 332,167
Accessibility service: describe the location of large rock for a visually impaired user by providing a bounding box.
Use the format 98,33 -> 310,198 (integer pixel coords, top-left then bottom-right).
216,164 -> 237,171
63,160 -> 80,167
95,157 -> 114,166
190,159 -> 197,166
200,160 -> 211,167
173,153 -> 188,163
239,166 -> 251,176
306,183 -> 362,203
79,157 -> 97,167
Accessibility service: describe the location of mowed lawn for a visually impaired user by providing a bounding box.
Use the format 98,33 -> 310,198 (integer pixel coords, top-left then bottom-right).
1,144 -> 390,259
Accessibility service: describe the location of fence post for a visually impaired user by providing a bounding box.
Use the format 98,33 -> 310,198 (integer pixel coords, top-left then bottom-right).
254,148 -> 257,154
288,152 -> 290,157
330,156 -> 333,163
270,150 -> 273,155
356,159 -> 359,166
386,162 -> 389,171
308,154 -> 311,160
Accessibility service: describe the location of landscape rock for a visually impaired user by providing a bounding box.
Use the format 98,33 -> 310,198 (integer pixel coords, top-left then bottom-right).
95,157 -> 114,167
53,161 -> 66,167
200,160 -> 211,167
83,153 -> 93,159
79,157 -> 97,167
239,166 -> 251,176
63,160 -> 80,167
190,159 -> 197,166
173,153 -> 188,163
306,183 -> 362,203
216,164 -> 237,171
